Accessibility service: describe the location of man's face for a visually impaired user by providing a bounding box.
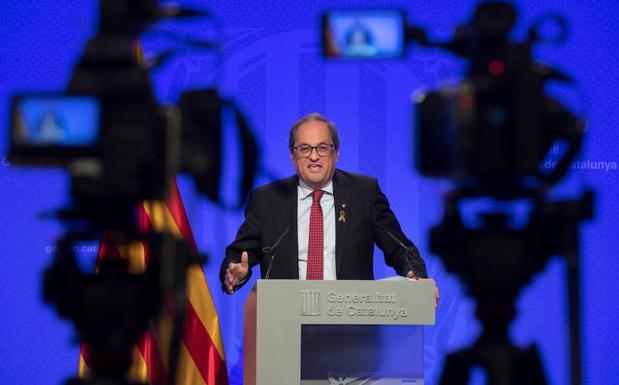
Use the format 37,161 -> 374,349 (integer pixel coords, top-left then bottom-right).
290,120 -> 339,190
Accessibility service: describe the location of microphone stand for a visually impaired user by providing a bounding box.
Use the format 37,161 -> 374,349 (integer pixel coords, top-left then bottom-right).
386,230 -> 425,279
263,226 -> 290,279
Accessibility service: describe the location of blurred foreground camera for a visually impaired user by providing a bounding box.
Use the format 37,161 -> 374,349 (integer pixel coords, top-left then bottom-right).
6,1 -> 259,385
322,2 -> 592,385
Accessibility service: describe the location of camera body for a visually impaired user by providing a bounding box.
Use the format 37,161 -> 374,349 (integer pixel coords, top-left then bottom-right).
322,2 -> 584,196
412,2 -> 583,196
415,75 -> 582,196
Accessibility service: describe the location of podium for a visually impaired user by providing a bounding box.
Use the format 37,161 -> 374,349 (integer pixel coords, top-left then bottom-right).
244,279 -> 436,385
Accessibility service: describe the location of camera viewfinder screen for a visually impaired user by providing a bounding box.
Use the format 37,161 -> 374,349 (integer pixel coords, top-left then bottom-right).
12,96 -> 100,147
323,9 -> 405,59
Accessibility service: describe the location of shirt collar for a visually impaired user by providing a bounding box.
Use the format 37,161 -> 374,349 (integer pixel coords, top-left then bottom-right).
298,178 -> 333,200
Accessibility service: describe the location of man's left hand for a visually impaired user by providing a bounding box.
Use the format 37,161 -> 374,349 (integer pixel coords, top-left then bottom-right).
407,271 -> 440,309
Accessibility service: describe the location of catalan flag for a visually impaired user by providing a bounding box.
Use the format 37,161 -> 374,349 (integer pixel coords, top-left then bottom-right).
79,40 -> 228,385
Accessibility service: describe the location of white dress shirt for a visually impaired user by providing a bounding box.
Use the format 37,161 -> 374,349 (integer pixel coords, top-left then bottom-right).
297,179 -> 336,280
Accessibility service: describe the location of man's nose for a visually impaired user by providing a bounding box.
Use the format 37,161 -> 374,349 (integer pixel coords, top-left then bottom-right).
308,148 -> 320,160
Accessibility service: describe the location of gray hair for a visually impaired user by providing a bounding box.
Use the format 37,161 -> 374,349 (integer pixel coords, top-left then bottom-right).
288,113 -> 340,152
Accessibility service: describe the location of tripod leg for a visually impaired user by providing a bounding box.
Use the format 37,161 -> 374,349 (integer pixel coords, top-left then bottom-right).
439,350 -> 474,385
567,247 -> 582,385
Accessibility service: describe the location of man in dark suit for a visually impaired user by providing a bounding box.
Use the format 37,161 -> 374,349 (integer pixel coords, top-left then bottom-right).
221,113 -> 435,299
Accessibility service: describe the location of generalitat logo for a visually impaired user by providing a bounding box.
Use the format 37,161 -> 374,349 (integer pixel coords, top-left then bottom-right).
300,290 -> 321,316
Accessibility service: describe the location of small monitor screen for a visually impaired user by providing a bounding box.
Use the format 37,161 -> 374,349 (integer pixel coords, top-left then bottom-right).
323,9 -> 405,59
12,95 -> 100,147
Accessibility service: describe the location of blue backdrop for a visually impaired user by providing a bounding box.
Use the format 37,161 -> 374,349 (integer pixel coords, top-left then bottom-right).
0,1 -> 617,385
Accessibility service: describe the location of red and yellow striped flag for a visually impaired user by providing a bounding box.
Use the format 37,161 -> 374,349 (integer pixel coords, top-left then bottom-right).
79,180 -> 229,385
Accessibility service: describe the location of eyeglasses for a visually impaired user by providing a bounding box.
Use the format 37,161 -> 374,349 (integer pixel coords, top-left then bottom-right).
293,144 -> 335,158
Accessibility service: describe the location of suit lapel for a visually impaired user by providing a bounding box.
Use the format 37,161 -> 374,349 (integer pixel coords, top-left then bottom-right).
282,176 -> 299,279
333,170 -> 350,277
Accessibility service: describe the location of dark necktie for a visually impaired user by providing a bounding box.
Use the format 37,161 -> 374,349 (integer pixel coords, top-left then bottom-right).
306,190 -> 324,280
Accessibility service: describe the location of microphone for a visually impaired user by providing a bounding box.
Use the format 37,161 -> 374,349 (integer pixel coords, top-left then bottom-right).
263,227 -> 290,279
386,230 -> 425,279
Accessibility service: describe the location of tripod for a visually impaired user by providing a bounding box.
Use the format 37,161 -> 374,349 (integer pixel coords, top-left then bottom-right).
434,191 -> 592,385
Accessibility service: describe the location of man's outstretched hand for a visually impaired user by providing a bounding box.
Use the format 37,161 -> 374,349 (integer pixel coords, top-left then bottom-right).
407,270 -> 440,309
224,251 -> 249,294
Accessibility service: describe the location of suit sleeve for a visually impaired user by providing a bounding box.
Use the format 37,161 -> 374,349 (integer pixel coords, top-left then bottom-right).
371,180 -> 428,278
219,191 -> 263,291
